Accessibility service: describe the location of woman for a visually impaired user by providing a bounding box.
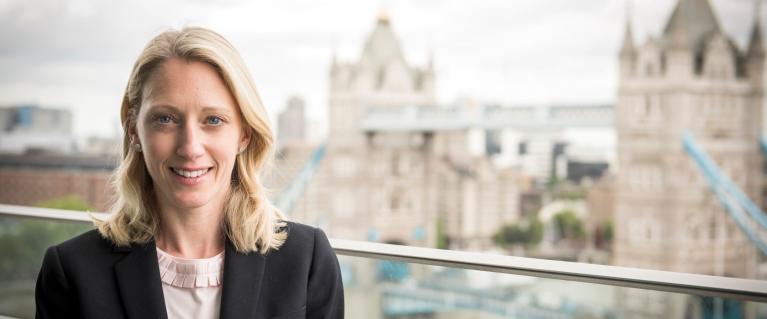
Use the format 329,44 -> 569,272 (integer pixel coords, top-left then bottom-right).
35,27 -> 344,319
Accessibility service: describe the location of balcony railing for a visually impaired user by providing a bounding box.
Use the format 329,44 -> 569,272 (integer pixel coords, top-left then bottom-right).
1,203 -> 766,318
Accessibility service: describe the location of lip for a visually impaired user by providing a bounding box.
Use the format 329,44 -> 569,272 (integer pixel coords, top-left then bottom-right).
172,166 -> 212,171
169,166 -> 213,186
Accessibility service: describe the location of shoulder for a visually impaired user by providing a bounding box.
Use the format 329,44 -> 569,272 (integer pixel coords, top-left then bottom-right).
46,229 -> 121,268
37,229 -> 119,293
36,230 -> 126,317
283,221 -> 321,242
269,221 -> 334,260
279,221 -> 330,250
56,229 -> 114,255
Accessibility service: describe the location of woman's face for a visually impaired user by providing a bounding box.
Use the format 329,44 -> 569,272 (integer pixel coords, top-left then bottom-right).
134,58 -> 250,211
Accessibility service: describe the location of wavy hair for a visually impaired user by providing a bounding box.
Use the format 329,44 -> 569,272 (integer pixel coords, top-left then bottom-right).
96,27 -> 286,254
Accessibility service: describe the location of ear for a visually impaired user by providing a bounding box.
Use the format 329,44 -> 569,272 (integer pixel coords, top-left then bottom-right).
239,127 -> 252,151
127,124 -> 139,144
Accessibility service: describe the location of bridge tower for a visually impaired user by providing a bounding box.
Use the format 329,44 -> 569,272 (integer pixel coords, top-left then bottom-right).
614,0 -> 764,316
615,0 -> 764,278
300,12 -> 437,244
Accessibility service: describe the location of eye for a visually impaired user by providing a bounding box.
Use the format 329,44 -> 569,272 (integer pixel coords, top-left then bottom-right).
157,115 -> 172,124
207,116 -> 223,125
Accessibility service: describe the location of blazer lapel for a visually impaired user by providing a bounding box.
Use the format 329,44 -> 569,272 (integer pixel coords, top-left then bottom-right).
219,240 -> 266,319
114,241 -> 168,319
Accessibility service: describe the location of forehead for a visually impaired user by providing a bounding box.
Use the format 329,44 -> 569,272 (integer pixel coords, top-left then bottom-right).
142,58 -> 238,112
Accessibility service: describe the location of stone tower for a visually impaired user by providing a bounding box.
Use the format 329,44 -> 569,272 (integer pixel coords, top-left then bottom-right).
615,0 -> 763,278
614,1 -> 764,316
297,13 -> 437,243
295,13 -> 518,248
328,12 -> 435,148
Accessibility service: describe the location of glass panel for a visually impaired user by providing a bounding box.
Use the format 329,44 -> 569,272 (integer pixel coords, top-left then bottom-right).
0,215 -> 94,319
1,212 -> 764,319
340,255 -> 767,319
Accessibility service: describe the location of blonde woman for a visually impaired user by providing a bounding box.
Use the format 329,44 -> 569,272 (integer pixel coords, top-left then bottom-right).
35,27 -> 344,319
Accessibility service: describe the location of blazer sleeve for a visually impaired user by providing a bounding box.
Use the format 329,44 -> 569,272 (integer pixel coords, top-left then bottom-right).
306,227 -> 344,319
35,245 -> 77,319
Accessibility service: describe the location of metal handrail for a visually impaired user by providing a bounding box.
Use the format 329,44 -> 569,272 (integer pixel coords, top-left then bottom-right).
1,204 -> 766,303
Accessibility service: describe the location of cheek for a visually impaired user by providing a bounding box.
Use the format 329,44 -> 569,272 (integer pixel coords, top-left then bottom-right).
212,143 -> 240,174
215,130 -> 244,162
217,146 -> 239,166
142,134 -> 175,167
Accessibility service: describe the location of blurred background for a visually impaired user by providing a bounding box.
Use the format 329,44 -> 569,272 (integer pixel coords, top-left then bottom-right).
1,0 -> 766,318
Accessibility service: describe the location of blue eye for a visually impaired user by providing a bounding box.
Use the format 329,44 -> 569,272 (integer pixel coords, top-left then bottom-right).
157,115 -> 172,124
207,116 -> 223,125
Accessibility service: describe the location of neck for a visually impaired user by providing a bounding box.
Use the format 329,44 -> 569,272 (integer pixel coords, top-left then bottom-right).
155,202 -> 227,259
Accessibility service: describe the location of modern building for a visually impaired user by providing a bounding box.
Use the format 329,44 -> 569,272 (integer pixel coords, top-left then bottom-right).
277,96 -> 307,148
0,105 -> 77,154
0,153 -> 117,211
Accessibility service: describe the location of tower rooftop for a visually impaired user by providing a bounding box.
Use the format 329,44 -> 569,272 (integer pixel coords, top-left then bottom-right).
661,0 -> 722,51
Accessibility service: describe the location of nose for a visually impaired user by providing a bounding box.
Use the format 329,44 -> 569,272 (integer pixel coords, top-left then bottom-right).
176,122 -> 205,160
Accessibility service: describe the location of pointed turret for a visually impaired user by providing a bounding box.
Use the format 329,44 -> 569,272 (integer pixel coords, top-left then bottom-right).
377,6 -> 390,25
620,0 -> 636,56
359,11 -> 408,68
620,21 -> 636,55
747,0 -> 765,86
619,1 -> 637,79
661,0 -> 722,79
356,10 -> 415,93
747,0 -> 765,59
662,0 -> 722,51
419,50 -> 435,94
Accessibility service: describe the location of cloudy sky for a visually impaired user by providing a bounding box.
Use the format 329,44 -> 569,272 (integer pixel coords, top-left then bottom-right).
0,0 -> 761,138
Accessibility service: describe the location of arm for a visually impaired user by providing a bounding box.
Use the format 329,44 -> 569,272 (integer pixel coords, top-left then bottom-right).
306,227 -> 344,319
35,245 -> 77,319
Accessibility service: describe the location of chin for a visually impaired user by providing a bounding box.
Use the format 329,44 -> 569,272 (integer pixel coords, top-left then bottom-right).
171,193 -> 214,209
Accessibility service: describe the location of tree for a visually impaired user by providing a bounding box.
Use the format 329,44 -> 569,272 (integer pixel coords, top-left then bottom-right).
435,216 -> 448,249
552,209 -> 585,241
37,195 -> 93,211
595,220 -> 613,249
0,195 -> 94,281
493,215 -> 543,248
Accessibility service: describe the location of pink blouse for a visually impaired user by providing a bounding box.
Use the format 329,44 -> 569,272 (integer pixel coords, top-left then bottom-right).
156,247 -> 225,319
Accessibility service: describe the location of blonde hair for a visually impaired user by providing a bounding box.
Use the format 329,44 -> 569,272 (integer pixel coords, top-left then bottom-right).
97,27 -> 287,254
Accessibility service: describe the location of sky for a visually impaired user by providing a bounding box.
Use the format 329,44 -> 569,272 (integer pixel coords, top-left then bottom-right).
0,0 -> 761,138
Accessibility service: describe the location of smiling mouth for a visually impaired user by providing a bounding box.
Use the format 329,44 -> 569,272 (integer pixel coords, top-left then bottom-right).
170,167 -> 212,178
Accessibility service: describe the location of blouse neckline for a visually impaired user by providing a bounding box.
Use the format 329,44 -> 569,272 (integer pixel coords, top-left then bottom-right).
156,247 -> 225,288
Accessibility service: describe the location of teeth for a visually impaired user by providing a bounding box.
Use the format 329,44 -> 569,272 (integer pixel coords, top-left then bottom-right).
172,168 -> 209,178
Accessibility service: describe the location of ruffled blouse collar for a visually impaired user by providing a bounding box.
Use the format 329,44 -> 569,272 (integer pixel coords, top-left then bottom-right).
156,247 -> 224,288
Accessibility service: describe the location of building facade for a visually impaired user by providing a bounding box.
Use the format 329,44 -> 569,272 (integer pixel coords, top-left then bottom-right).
615,0 -> 764,316
292,14 -> 519,249
277,96 -> 307,148
0,153 -> 116,211
0,105 -> 76,154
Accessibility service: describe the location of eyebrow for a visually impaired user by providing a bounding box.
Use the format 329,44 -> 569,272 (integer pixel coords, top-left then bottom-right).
146,104 -> 235,116
146,104 -> 180,113
201,106 -> 235,116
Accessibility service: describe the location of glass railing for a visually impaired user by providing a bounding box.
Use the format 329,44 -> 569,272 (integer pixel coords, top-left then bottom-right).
1,204 -> 766,319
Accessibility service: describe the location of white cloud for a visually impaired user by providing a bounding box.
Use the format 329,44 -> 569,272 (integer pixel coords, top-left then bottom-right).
0,0 -> 758,138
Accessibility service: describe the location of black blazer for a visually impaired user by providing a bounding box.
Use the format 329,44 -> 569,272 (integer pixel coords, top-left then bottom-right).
35,222 -> 344,319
